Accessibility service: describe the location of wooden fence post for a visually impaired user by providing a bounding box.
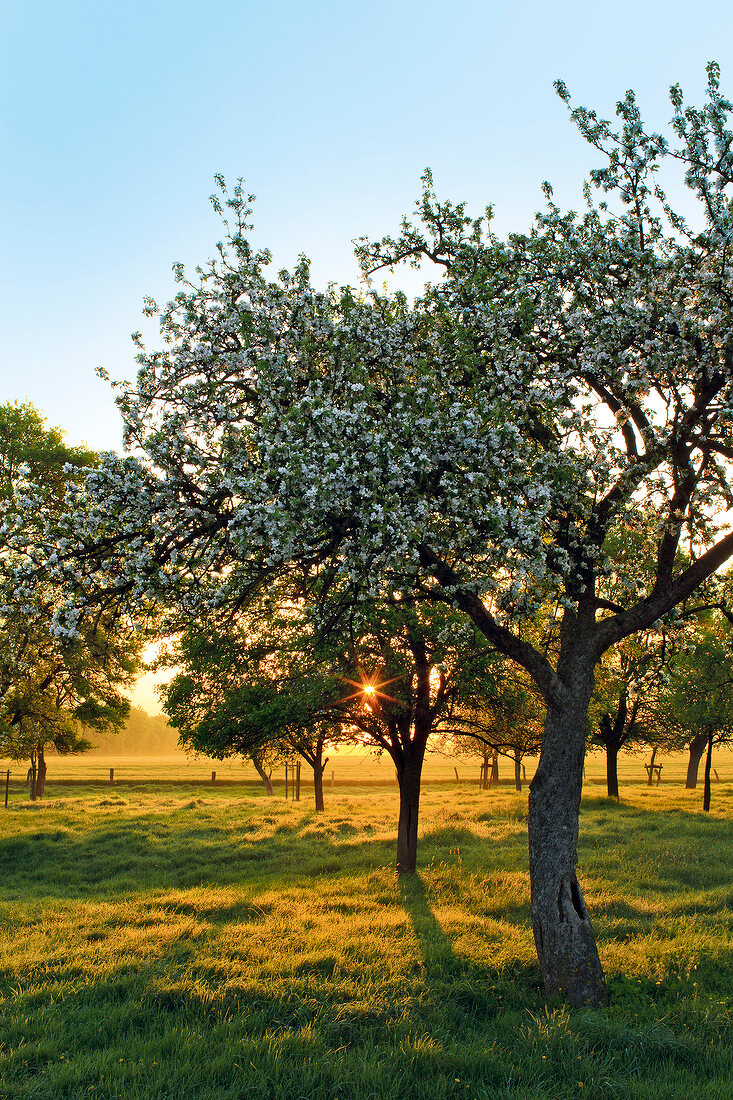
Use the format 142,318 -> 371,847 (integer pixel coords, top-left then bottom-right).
211,771 -> 216,784
4,769 -> 9,809
109,768 -> 114,784
295,762 -> 301,802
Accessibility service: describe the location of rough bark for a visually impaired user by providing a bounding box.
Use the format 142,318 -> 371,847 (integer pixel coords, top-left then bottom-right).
490,748 -> 499,787
528,657 -> 608,1007
685,733 -> 708,789
395,741 -> 427,875
647,747 -> 657,786
703,729 -> 713,813
514,747 -> 522,792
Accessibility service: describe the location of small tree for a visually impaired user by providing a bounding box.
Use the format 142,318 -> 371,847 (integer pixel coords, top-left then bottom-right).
161,590 -> 504,870
652,611 -> 733,810
589,624 -> 675,799
158,587 -> 352,812
443,663 -> 544,791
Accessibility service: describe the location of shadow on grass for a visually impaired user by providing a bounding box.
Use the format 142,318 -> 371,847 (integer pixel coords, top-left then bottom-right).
0,817 -> 400,902
401,873 -> 458,980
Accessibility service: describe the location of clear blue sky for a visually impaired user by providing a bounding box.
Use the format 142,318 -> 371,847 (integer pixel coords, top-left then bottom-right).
1,0 -> 731,452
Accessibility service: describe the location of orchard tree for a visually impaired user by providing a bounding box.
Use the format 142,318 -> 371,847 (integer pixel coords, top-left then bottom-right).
16,68 -> 733,1004
161,588 -> 505,869
442,664 -> 544,791
590,625 -> 672,799
651,610 -> 733,809
159,597 -> 349,813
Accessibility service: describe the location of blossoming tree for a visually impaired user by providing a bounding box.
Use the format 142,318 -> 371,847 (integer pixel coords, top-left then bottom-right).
18,68 -> 733,1004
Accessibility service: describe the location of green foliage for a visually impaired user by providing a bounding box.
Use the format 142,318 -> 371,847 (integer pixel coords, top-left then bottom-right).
0,401 -> 95,503
654,612 -> 733,749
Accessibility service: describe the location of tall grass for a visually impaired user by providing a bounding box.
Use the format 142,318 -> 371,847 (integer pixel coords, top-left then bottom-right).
1,782 -> 732,1098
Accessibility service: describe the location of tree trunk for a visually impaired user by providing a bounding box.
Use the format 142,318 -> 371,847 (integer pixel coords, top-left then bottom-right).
313,765 -> 325,812
685,733 -> 708,789
34,743 -> 47,799
490,748 -> 499,787
606,741 -> 619,800
703,729 -> 713,813
647,747 -> 657,786
251,754 -> 274,796
528,666 -> 608,1007
598,696 -> 626,800
514,747 -> 522,792
28,753 -> 37,802
481,750 -> 489,789
395,742 -> 427,876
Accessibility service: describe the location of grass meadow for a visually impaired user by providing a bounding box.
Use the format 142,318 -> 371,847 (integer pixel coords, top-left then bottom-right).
1,753 -> 732,1099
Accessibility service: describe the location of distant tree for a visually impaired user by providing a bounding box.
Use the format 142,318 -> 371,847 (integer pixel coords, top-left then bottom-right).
589,626 -> 671,799
651,611 -> 733,810
0,402 -> 96,501
84,705 -> 179,755
442,664 -> 544,791
161,588 -> 505,869
159,587 -> 352,812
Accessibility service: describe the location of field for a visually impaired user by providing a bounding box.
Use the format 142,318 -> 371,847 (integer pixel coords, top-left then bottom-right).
1,754 -> 732,1099
3,744 -> 729,791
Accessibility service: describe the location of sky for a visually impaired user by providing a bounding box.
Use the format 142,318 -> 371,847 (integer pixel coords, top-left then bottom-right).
3,0 -> 732,455
2,0 -> 732,710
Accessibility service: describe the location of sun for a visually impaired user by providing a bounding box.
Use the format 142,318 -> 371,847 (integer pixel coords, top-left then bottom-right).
334,673 -> 403,709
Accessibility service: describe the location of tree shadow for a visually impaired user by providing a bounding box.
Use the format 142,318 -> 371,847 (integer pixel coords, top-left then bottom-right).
401,872 -> 459,979
0,811 -> 399,903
